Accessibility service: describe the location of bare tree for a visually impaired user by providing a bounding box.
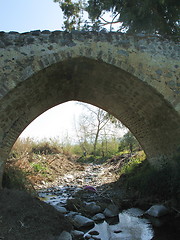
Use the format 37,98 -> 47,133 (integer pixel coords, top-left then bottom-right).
75,103 -> 124,156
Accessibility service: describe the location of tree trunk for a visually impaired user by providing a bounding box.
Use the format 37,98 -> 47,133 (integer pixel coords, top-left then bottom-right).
93,128 -> 100,156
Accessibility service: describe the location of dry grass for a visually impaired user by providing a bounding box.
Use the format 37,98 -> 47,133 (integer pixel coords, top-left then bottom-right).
3,137 -> 83,190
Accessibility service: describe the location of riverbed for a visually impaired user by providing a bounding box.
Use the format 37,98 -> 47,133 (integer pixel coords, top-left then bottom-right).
38,185 -> 180,240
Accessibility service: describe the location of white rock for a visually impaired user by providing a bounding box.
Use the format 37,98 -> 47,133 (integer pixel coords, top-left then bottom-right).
58,231 -> 72,240
146,204 -> 169,217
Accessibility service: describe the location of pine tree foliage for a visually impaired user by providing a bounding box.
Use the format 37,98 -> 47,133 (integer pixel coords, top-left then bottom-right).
54,0 -> 180,35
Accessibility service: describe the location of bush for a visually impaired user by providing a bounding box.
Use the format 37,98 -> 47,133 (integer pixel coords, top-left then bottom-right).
2,165 -> 34,192
120,151 -> 146,175
123,156 -> 180,200
9,138 -> 34,159
31,142 -> 60,155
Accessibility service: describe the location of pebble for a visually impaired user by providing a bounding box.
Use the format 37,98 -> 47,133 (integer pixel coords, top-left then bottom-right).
84,234 -> 92,239
92,213 -> 105,221
54,205 -> 68,213
89,230 -> 99,235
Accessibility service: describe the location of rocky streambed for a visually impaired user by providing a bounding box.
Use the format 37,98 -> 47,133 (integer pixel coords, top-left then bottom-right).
37,162 -> 180,240
38,185 -> 154,239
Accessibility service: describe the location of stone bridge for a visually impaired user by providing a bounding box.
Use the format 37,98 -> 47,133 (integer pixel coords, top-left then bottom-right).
0,30 -> 180,185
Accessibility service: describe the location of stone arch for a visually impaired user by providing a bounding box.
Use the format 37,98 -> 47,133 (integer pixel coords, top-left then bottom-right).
0,56 -> 180,179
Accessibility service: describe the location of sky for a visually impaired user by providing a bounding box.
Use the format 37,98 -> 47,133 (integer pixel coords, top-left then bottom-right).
0,0 -> 63,33
20,101 -> 86,142
0,0 -> 125,142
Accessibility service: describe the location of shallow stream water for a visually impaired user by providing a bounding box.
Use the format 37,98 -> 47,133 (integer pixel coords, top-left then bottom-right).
38,185 -> 180,240
84,208 -> 154,240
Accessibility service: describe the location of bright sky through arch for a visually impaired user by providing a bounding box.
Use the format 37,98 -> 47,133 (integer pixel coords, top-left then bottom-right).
19,101 -> 85,142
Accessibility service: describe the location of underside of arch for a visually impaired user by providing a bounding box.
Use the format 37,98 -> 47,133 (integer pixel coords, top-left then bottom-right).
0,57 -> 180,172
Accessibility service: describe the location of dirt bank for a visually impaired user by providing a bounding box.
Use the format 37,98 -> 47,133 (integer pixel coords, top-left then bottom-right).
0,189 -> 72,240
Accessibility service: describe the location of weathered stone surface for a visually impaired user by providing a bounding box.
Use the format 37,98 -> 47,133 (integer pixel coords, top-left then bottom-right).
146,205 -> 169,217
0,31 -> 180,186
84,201 -> 101,214
103,204 -> 119,218
70,214 -> 95,228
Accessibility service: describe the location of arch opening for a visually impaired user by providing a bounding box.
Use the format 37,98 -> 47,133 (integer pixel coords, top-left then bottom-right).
0,57 -> 180,181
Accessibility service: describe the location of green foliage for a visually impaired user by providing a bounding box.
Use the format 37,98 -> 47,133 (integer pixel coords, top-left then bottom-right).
54,0 -> 83,31
55,0 -> 180,35
3,165 -> 34,192
77,154 -> 109,163
121,156 -> 180,200
30,162 -> 47,173
71,137 -> 121,158
87,0 -> 180,35
118,131 -> 141,153
120,151 -> 146,175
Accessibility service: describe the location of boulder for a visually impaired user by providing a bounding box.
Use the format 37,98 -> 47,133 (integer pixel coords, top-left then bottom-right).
146,204 -> 169,217
103,204 -> 119,218
84,202 -> 101,214
72,214 -> 94,228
